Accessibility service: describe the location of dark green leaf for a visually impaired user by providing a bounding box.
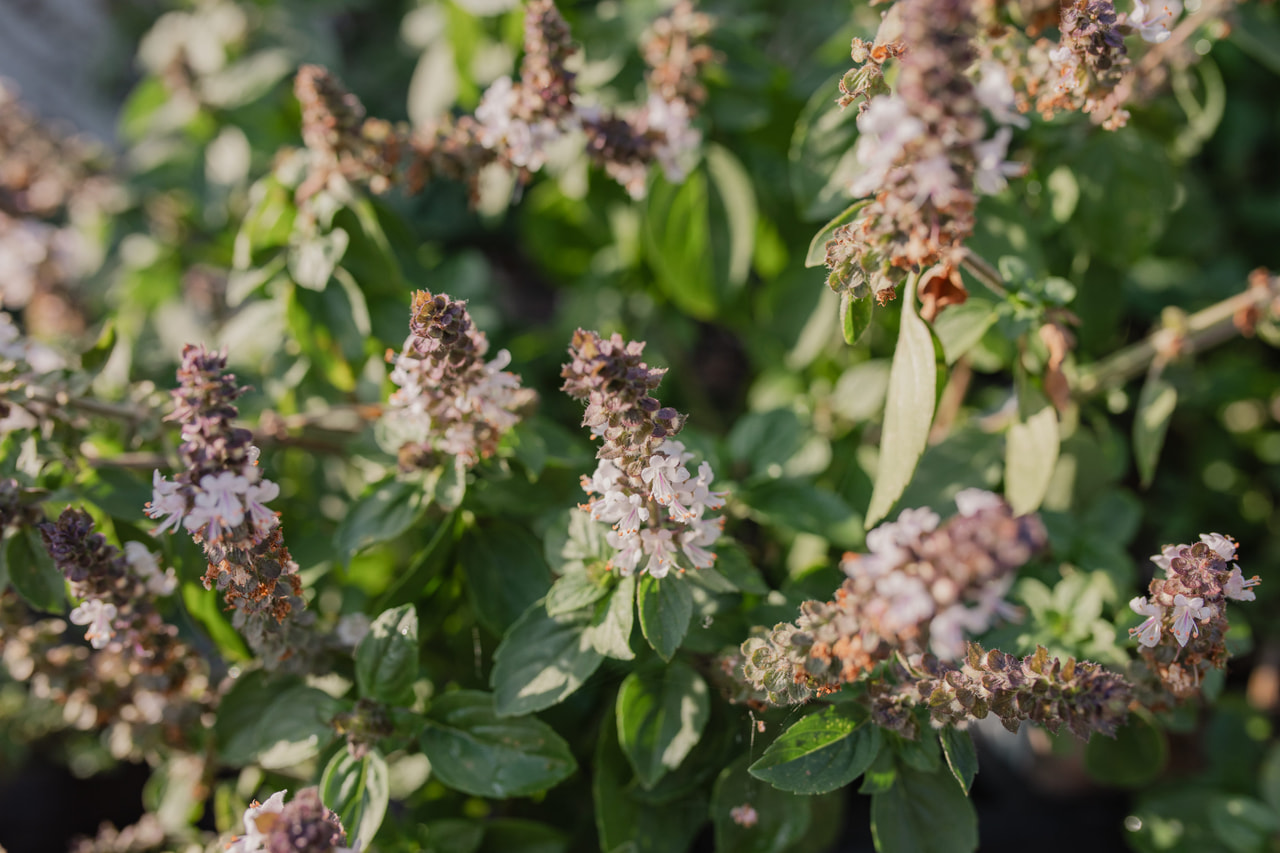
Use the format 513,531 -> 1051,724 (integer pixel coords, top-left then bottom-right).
477,819 -> 569,853
419,819 -> 484,853
739,478 -> 853,537
726,409 -> 807,475
355,605 -> 419,706
491,602 -> 603,716
871,767 -> 977,853
8,528 -> 65,612
373,511 -> 458,611
842,291 -> 874,346
1134,374 -> 1177,488
749,705 -> 881,795
1084,713 -> 1167,788
713,542 -> 770,595
80,321 -> 116,372
637,575 -> 694,661
712,756 -> 812,853
1260,742 -> 1280,812
939,728 -> 978,795
334,476 -> 432,565
461,521 -> 553,633
867,278 -> 938,527
1207,795 -> 1280,853
616,662 -> 711,788
594,713 -> 707,853
320,749 -> 390,850
420,691 -> 577,799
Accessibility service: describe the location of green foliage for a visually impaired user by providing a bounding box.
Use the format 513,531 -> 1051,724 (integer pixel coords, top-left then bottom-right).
748,704 -> 882,795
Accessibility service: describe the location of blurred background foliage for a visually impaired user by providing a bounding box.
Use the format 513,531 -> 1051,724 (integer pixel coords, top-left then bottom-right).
1,0 -> 1280,851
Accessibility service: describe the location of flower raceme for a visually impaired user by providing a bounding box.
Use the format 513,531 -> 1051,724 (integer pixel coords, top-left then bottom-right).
1127,532 -> 1260,698
225,788 -> 356,853
563,330 -> 726,578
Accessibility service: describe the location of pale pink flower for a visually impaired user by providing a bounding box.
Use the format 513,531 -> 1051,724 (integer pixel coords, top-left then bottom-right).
1128,596 -> 1163,648
69,599 -> 118,649
1223,566 -> 1261,602
1169,594 -> 1211,647
145,471 -> 187,535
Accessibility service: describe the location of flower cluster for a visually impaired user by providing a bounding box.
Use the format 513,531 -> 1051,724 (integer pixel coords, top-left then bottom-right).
145,345 -> 307,664
869,644 -> 1133,740
739,491 -> 1046,704
562,330 -> 725,578
226,788 -> 355,853
1127,533 -> 1260,698
296,0 -> 713,205
1028,0 -> 1132,128
383,290 -> 535,469
823,0 -> 1026,308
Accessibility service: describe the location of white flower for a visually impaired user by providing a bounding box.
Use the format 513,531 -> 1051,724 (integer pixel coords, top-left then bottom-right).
849,95 -> 924,197
607,528 -> 645,575
1128,596 -> 1164,647
1149,545 -> 1179,574
911,155 -> 959,207
874,573 -> 934,634
1169,593 -> 1210,647
1199,533 -> 1237,562
670,460 -> 727,522
226,790 -> 287,853
973,128 -> 1023,195
646,94 -> 701,184
954,489 -> 1003,517
1130,0 -> 1182,43
145,471 -> 187,535
642,451 -> 691,507
243,478 -> 280,534
865,507 -> 939,564
123,541 -> 177,596
474,76 -> 558,170
974,62 -> 1030,128
1223,566 -> 1260,602
640,527 -> 678,579
680,517 -> 723,569
183,471 -> 249,540
69,599 -> 118,650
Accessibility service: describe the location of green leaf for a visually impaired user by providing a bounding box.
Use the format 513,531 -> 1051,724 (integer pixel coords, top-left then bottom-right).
355,605 -> 419,706
216,672 -> 342,768
373,511 -> 459,611
939,728 -> 979,795
320,749 -> 390,850
859,745 -> 898,794
461,521 -> 553,633
712,756 -> 813,853
805,201 -> 871,268
419,819 -> 484,853
334,476 -> 432,565
477,819 -> 569,853
871,767 -> 977,853
585,574 -> 636,660
867,277 -> 938,527
1134,374 -> 1177,488
491,602 -> 603,716
234,174 -> 297,269
713,542 -> 770,595
706,143 -> 758,292
546,571 -> 610,617
789,71 -> 862,221
842,291 -> 874,346
420,691 -> 577,799
289,227 -> 350,291
1207,795 -> 1280,853
80,321 -> 117,372
1004,403 -> 1060,515
739,478 -> 853,537
616,662 -> 711,789
930,299 -> 996,365
1260,741 -> 1280,813
181,580 -> 249,660
1084,713 -> 1167,788
594,713 -> 707,853
748,705 -> 881,795
8,528 -> 65,612
637,575 -> 694,661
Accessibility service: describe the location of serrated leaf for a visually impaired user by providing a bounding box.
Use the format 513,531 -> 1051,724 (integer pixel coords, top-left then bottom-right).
1005,403 -> 1060,515
355,605 -> 419,706
712,756 -> 812,853
1134,374 -> 1177,488
867,277 -> 938,527
871,767 -> 977,853
749,705 -> 881,795
491,602 -> 603,716
939,728 -> 978,795
616,662 -> 711,789
637,575 -> 693,661
420,691 -> 576,798
320,749 -> 390,850
842,291 -> 874,346
586,574 -> 636,660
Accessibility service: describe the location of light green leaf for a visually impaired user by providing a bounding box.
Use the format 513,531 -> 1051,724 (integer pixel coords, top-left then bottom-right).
586,574 -> 636,660
1207,795 -> 1280,853
805,201 -> 870,268
842,291 -> 874,346
637,575 -> 694,661
1134,374 -> 1177,488
334,476 -> 432,565
712,756 -> 812,853
706,143 -> 758,290
546,571 -> 610,616
867,277 -> 937,527
749,705 -> 881,795
420,691 -> 576,799
616,662 -> 711,789
491,602 -> 603,716
320,749 -> 390,850
930,299 -> 996,364
289,228 -> 349,291
355,605 -> 419,706
1005,403 -> 1060,515
871,767 -> 977,853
